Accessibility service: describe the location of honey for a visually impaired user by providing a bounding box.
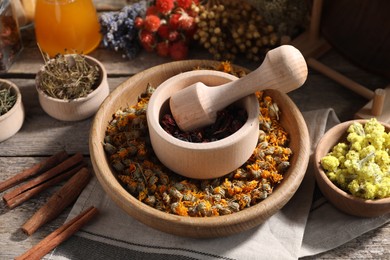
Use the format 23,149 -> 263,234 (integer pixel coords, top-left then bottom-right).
35,0 -> 101,57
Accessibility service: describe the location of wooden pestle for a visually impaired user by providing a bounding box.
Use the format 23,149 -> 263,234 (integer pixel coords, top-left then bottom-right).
169,45 -> 308,131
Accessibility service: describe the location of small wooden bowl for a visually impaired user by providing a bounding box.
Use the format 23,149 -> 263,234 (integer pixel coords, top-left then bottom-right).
0,79 -> 24,142
90,60 -> 310,237
36,55 -> 109,121
147,70 -> 259,179
314,119 -> 390,217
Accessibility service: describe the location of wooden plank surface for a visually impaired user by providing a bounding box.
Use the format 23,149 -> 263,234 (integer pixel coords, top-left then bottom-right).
0,157 -> 72,258
0,77 -> 126,156
0,11 -> 389,259
9,24 -> 215,77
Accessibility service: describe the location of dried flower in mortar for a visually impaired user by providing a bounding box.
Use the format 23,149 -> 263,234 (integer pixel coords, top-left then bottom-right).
161,61 -> 248,142
161,105 -> 247,142
0,83 -> 16,116
37,54 -> 100,100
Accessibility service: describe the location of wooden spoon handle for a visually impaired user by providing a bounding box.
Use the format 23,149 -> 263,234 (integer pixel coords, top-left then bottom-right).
209,45 -> 308,108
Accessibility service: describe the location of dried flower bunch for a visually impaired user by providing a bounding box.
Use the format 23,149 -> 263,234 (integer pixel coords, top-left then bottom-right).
249,0 -> 309,38
99,0 -> 309,61
135,0 -> 200,60
194,0 -> 279,61
37,54 -> 100,100
103,63 -> 292,217
0,83 -> 16,116
99,1 -> 148,59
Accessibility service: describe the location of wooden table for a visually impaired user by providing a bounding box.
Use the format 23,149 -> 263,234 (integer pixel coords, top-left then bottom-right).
0,23 -> 389,259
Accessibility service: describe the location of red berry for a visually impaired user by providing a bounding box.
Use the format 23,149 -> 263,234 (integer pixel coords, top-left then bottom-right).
168,13 -> 180,30
169,41 -> 188,60
156,0 -> 174,14
134,17 -> 144,29
157,24 -> 170,39
168,30 -> 180,42
178,15 -> 195,31
144,15 -> 161,32
185,24 -> 197,39
177,0 -> 192,9
146,6 -> 159,16
139,30 -> 156,52
156,41 -> 170,57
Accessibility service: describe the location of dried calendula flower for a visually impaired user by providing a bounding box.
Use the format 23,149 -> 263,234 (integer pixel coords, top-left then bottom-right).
193,61 -> 247,78
37,53 -> 100,100
103,64 -> 292,217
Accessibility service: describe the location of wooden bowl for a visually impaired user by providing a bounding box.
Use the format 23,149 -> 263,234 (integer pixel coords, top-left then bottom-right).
147,70 -> 259,179
314,119 -> 390,217
90,60 -> 310,237
0,79 -> 24,142
36,55 -> 109,121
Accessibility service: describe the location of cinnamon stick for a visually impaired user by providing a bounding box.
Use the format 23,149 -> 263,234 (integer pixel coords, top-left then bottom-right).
5,163 -> 85,209
2,153 -> 83,204
16,206 -> 98,260
0,150 -> 68,193
22,167 -> 91,236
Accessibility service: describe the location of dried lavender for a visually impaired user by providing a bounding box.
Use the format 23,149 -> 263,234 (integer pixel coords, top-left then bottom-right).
0,84 -> 16,116
100,1 -> 148,59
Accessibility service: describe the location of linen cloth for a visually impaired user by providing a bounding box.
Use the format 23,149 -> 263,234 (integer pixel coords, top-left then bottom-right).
48,108 -> 390,260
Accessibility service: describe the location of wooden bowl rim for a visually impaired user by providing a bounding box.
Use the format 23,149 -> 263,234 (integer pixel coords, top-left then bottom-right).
89,59 -> 311,237
314,119 -> 390,205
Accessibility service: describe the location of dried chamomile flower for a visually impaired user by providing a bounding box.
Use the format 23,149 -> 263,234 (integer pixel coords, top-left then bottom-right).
103,64 -> 292,217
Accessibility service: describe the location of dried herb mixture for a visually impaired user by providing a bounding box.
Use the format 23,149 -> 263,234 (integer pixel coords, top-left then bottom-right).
0,84 -> 16,116
37,54 -> 100,100
103,63 -> 292,217
161,105 -> 247,142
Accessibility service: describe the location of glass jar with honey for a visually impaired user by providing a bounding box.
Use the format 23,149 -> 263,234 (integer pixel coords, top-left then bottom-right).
35,0 -> 101,57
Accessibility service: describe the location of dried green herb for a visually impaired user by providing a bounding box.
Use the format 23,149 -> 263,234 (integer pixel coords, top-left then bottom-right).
37,54 -> 100,100
0,83 -> 16,116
